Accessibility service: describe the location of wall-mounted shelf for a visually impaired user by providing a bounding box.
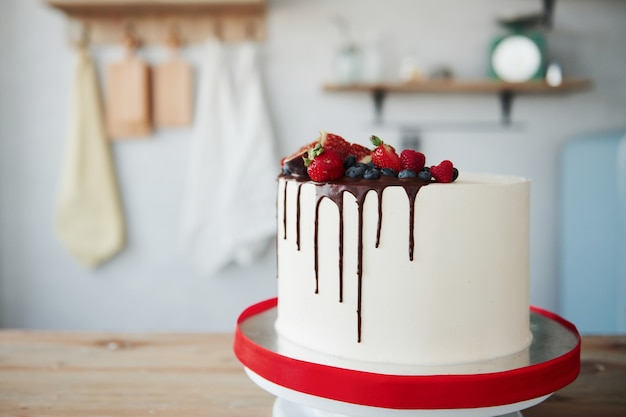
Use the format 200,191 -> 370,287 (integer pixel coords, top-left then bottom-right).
46,0 -> 267,44
323,78 -> 592,125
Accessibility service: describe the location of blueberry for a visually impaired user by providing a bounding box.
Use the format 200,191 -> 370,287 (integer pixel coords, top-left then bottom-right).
380,168 -> 397,177
346,165 -> 365,178
398,169 -> 417,179
363,167 -> 381,180
343,155 -> 357,169
452,167 -> 459,181
417,170 -> 432,181
355,162 -> 368,170
423,166 -> 431,173
366,162 -> 375,169
282,165 -> 292,175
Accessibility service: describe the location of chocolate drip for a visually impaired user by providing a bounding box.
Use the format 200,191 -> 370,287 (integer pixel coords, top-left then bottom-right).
355,191 -> 366,342
404,187 -> 421,261
281,175 -> 430,343
338,199 -> 344,303
314,200 -> 321,294
282,181 -> 288,240
375,193 -> 383,248
296,183 -> 303,251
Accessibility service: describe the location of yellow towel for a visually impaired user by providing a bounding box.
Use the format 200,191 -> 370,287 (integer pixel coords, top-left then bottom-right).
55,47 -> 125,267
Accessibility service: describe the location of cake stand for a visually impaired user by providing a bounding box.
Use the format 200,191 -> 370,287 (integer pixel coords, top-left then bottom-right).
234,298 -> 580,417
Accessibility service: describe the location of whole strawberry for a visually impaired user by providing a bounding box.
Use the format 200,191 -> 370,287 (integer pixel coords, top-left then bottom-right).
304,143 -> 345,182
321,131 -> 351,160
430,160 -> 455,183
370,135 -> 402,172
400,149 -> 426,172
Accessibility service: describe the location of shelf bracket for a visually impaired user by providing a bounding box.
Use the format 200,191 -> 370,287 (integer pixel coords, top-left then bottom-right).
374,88 -> 516,126
372,89 -> 387,125
499,90 -> 514,125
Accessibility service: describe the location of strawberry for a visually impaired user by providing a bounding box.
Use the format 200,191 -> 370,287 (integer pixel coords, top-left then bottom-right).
321,131 -> 351,160
369,135 -> 402,172
281,139 -> 319,176
430,160 -> 455,183
348,143 -> 371,163
400,149 -> 426,172
304,143 -> 344,182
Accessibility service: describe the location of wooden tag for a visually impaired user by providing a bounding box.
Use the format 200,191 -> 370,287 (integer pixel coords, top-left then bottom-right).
106,56 -> 152,139
153,58 -> 193,128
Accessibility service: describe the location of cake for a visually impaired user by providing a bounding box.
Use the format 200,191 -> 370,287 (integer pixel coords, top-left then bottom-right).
275,132 -> 532,366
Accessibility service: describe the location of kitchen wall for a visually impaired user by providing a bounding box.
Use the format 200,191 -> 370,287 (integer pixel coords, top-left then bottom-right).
1,0 -> 625,332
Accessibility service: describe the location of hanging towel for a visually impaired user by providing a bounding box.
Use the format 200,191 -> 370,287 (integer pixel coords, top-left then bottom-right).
55,47 -> 125,267
180,39 -> 238,275
180,40 -> 277,275
225,41 -> 278,266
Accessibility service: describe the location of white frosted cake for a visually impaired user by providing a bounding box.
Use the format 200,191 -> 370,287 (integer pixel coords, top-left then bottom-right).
275,133 -> 532,366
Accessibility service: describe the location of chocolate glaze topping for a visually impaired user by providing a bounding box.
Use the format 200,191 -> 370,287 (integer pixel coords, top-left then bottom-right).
280,175 -> 430,343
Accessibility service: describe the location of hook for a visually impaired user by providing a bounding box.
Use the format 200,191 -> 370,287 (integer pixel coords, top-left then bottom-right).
246,20 -> 257,41
166,23 -> 183,51
213,17 -> 223,41
122,21 -> 140,52
68,20 -> 90,49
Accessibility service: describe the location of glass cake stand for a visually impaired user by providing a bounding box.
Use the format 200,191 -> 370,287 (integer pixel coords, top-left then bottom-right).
234,298 -> 580,417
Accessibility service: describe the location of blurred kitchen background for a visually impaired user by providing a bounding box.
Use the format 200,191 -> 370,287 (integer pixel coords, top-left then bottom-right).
0,0 -> 624,333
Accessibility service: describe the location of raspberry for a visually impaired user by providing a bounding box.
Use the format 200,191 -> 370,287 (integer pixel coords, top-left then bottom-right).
430,160 -> 455,183
400,149 -> 426,172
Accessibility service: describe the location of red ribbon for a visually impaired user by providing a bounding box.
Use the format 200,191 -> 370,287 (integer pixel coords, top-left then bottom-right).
234,298 -> 580,410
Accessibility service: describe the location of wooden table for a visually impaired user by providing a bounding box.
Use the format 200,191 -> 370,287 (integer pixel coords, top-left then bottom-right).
0,331 -> 624,416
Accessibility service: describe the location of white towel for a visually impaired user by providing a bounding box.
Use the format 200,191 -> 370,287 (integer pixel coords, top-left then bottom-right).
180,40 -> 277,275
180,39 -> 236,275
55,47 -> 125,267
226,41 -> 278,266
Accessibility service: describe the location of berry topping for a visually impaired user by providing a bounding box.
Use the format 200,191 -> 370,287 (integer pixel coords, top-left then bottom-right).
400,150 -> 426,172
417,170 -> 432,181
398,169 -> 417,179
346,165 -> 365,178
304,143 -> 345,182
343,155 -> 357,169
321,131 -> 351,160
280,131 -> 459,183
363,167 -> 381,180
430,160 -> 455,183
380,167 -> 398,177
369,135 -> 402,172
281,139 -> 319,177
348,143 -> 372,163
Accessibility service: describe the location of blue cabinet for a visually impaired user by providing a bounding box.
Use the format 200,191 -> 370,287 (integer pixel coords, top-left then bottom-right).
559,131 -> 626,334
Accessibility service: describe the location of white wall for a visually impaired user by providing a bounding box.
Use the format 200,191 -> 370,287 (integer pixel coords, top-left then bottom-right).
1,0 -> 625,331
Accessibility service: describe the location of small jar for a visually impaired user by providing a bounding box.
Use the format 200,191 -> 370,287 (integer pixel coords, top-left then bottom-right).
334,44 -> 363,85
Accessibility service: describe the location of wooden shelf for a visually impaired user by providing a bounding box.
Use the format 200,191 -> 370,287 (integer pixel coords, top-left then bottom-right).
45,0 -> 267,43
324,79 -> 591,94
323,78 -> 592,125
46,0 -> 266,15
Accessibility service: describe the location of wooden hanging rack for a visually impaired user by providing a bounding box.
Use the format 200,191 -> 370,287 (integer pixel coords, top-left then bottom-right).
45,0 -> 267,44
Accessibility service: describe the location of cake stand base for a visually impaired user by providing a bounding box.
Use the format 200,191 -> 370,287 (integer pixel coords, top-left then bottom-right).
235,298 -> 579,414
273,398 -> 524,417
249,367 -> 545,417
